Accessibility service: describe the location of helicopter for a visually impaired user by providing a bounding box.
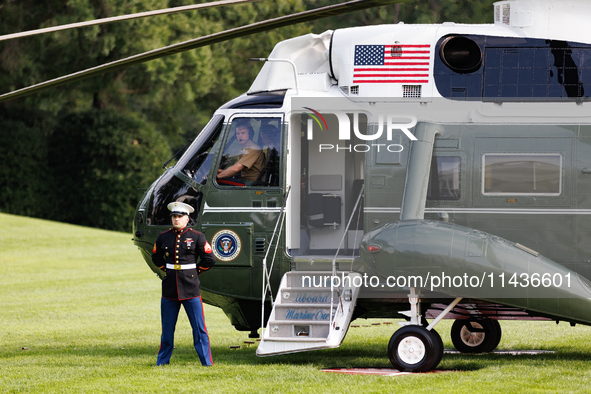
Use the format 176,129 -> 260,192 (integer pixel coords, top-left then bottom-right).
4,0 -> 591,373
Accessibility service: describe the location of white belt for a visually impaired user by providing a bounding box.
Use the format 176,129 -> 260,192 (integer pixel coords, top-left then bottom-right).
166,263 -> 197,270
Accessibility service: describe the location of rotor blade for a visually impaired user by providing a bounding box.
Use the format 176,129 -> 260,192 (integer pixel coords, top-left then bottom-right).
0,0 -> 407,103
0,0 -> 261,42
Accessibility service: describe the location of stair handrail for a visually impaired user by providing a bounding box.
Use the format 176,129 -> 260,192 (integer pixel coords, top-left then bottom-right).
329,187 -> 364,334
264,208 -> 287,304
261,185 -> 291,336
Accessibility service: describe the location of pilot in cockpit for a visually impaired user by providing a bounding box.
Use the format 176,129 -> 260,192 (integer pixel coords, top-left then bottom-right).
217,121 -> 265,185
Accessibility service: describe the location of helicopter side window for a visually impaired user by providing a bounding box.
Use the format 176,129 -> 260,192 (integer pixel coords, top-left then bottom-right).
427,156 -> 461,200
482,154 -> 561,195
176,115 -> 225,185
216,117 -> 282,187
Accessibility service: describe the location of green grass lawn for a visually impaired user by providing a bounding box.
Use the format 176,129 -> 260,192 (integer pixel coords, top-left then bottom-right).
2,212 -> 591,393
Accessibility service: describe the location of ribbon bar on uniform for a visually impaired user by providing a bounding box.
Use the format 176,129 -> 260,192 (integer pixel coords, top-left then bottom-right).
166,263 -> 197,270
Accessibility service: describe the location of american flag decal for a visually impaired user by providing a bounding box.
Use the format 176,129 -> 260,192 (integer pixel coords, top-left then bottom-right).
353,44 -> 431,84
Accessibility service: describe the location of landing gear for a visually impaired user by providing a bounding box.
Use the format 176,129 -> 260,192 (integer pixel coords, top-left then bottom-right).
388,326 -> 443,372
450,319 -> 501,353
387,289 -> 461,372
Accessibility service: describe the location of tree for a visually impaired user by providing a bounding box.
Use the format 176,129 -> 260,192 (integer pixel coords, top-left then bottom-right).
47,109 -> 171,231
0,106 -> 55,218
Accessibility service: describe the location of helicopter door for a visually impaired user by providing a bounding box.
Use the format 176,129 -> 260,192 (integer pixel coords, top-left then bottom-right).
197,114 -> 285,298
201,114 -> 284,272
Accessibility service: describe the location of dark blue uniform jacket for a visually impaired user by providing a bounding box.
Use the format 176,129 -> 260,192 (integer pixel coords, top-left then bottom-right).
152,227 -> 215,300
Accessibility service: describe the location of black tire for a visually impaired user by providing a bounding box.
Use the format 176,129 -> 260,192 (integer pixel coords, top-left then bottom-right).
489,320 -> 502,351
388,326 -> 443,372
451,319 -> 501,353
430,328 -> 444,369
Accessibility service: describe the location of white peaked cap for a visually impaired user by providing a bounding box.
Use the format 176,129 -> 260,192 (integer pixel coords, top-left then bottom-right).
167,202 -> 195,215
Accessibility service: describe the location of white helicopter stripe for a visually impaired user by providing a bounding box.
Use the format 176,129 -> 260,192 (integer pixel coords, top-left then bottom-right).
203,202 -> 281,214
364,207 -> 591,215
204,205 -> 591,214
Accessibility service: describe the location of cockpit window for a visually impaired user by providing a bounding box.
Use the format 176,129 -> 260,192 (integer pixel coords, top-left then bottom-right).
216,117 -> 282,187
147,171 -> 202,226
176,115 -> 225,185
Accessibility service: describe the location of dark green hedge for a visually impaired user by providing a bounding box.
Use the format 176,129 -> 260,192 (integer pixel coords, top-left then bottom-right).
0,107 -> 171,232
0,107 -> 55,218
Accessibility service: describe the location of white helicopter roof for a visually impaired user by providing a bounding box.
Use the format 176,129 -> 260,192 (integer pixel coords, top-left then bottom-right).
248,0 -> 591,100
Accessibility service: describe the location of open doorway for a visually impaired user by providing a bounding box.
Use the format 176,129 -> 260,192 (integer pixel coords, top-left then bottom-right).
288,112 -> 366,257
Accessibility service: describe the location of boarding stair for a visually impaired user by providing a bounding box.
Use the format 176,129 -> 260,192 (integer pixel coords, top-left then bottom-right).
256,270 -> 361,356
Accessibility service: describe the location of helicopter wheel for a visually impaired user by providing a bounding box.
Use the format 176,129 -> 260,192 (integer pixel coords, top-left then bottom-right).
387,326 -> 443,372
450,319 -> 501,353
429,327 -> 444,369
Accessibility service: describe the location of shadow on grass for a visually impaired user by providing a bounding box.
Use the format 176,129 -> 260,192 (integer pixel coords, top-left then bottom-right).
3,343 -> 590,372
0,343 -> 409,368
218,344 -> 591,369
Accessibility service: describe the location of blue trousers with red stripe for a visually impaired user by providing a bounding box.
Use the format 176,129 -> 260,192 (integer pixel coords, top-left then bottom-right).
157,296 -> 213,366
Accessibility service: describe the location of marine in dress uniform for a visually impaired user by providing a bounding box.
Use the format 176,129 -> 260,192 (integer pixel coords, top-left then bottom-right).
152,202 -> 216,366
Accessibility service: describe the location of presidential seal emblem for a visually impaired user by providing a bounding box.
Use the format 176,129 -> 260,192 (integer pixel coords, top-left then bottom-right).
211,229 -> 241,262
